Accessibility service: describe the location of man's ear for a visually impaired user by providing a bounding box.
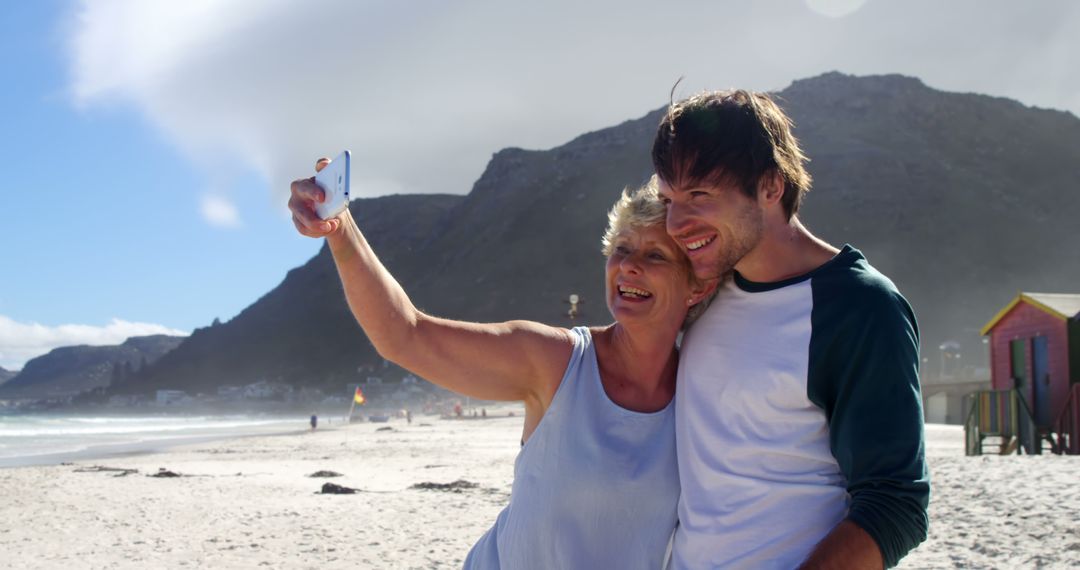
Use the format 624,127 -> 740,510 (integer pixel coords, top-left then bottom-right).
757,171 -> 784,206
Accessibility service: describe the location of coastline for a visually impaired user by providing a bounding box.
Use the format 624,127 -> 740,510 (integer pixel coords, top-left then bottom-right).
0,424 -> 308,469
0,417 -> 1076,569
0,414 -> 318,469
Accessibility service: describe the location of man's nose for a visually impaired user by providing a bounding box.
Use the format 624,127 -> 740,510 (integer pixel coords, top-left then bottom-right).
666,202 -> 691,237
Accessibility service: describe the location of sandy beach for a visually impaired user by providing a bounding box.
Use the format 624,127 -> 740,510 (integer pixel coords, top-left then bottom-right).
902,425 -> 1080,569
1,413 -> 1077,569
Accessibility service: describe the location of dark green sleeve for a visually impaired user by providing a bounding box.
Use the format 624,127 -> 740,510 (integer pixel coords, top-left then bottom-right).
807,274 -> 930,568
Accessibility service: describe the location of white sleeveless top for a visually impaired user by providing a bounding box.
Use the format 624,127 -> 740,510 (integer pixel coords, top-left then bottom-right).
463,327 -> 679,569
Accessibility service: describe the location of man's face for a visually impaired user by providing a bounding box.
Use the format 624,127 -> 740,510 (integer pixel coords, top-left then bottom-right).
658,178 -> 764,281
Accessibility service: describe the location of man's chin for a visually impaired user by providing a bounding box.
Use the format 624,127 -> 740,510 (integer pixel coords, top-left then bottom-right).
691,261 -> 720,281
692,261 -> 734,283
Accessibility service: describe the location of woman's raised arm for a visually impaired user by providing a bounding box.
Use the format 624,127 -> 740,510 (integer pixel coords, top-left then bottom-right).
288,167 -> 572,404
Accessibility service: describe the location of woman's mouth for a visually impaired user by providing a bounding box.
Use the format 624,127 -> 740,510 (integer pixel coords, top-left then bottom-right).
617,285 -> 653,300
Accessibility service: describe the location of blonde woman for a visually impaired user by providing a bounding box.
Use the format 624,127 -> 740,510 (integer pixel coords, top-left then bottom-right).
289,166 -> 714,569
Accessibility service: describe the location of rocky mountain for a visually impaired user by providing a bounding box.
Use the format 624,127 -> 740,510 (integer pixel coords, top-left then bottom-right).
0,366 -> 15,385
122,72 -> 1080,395
783,73 -> 1080,371
111,194 -> 465,395
0,335 -> 185,399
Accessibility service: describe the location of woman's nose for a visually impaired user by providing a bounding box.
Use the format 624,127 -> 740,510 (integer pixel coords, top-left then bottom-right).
620,254 -> 643,274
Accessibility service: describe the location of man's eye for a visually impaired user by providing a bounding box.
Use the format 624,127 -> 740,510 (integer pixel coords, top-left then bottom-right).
690,191 -> 708,198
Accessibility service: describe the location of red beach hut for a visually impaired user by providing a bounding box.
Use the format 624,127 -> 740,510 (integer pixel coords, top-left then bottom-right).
972,292 -> 1080,455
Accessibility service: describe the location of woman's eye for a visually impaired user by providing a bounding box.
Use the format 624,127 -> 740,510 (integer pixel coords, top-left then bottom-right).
690,190 -> 708,198
649,252 -> 666,261
614,245 -> 631,255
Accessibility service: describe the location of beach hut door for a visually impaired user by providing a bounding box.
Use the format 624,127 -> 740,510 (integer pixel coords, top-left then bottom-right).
1011,339 -> 1035,454
1033,336 -> 1052,426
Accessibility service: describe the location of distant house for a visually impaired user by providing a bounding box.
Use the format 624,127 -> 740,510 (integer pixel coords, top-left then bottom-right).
980,292 -> 1080,453
217,385 -> 244,401
923,377 -> 990,425
244,381 -> 275,399
155,390 -> 188,406
108,394 -> 140,407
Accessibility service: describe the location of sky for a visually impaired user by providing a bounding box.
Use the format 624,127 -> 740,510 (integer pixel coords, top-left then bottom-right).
1,0 -> 1078,370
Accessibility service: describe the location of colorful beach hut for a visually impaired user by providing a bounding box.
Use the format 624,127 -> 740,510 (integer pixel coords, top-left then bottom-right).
966,292 -> 1080,455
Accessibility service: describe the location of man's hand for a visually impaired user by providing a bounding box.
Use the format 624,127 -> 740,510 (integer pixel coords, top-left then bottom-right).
798,520 -> 884,570
289,157 -> 346,237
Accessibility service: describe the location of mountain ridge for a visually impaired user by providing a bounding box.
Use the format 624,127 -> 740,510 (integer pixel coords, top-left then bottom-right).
0,335 -> 186,399
113,71 -> 1080,395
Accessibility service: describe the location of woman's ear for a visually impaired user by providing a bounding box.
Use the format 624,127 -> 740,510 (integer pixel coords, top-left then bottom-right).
689,277 -> 720,306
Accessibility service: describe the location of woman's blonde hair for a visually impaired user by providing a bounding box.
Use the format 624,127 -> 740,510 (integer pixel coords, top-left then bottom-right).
600,175 -> 714,328
601,176 -> 666,256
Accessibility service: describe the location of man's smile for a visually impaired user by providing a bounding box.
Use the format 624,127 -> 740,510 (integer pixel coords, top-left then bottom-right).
681,234 -> 717,253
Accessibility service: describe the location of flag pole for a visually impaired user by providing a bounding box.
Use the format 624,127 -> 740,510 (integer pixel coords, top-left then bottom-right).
347,385 -> 358,423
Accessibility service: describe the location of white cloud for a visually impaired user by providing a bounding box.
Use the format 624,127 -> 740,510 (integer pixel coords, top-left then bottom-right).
805,0 -> 868,19
0,315 -> 189,371
200,194 -> 242,228
68,0 -> 1080,206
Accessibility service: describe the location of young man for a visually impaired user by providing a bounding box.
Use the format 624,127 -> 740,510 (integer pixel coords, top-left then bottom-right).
653,90 -> 929,569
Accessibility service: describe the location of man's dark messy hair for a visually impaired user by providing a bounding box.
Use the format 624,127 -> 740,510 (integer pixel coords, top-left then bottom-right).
651,89 -> 812,220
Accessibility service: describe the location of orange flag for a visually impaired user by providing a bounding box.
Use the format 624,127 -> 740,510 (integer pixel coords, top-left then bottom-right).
354,387 -> 366,405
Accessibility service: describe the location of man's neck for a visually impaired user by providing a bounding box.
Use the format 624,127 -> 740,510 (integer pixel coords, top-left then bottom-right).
734,216 -> 840,283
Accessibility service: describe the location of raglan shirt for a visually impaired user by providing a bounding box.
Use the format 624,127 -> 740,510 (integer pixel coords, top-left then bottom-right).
670,245 -> 929,569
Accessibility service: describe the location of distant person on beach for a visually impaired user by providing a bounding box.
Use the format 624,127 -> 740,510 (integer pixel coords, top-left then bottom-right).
290,169 -> 712,569
653,90 -> 929,568
310,414 -> 317,431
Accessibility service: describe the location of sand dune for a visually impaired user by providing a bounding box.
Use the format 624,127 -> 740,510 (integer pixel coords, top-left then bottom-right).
1,415 -> 1076,569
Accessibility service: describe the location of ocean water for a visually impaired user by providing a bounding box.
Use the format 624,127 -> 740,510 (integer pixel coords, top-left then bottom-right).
0,414 -> 305,468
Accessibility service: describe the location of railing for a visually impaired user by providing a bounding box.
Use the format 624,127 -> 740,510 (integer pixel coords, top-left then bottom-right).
963,389 -> 1039,456
963,394 -> 980,456
963,387 -> 1080,456
1052,384 -> 1080,455
964,390 -> 1017,455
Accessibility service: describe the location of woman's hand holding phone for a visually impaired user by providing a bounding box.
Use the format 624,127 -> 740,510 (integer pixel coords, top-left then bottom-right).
289,154 -> 350,238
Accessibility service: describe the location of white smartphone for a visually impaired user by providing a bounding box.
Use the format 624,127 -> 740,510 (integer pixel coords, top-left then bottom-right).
314,150 -> 351,220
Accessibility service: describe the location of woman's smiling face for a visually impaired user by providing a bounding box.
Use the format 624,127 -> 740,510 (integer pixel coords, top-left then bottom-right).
605,223 -> 697,331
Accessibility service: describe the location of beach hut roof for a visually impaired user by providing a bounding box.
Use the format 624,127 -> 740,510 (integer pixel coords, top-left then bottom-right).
980,292 -> 1080,335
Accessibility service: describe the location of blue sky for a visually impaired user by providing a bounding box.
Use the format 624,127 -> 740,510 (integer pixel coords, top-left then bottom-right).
0,1 -> 318,368
1,0 -> 1077,370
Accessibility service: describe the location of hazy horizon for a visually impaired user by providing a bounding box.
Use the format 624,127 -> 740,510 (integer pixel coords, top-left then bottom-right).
2,0 -> 1078,368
